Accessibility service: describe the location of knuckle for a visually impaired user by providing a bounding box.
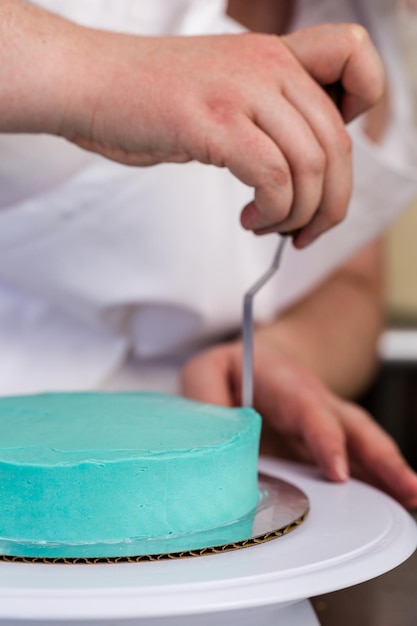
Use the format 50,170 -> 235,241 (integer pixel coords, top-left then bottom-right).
344,23 -> 371,48
205,96 -> 239,126
270,163 -> 291,188
338,129 -> 353,156
329,127 -> 352,159
299,148 -> 326,179
254,164 -> 294,224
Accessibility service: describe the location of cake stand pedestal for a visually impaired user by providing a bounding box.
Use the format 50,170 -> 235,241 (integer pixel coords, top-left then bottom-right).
0,458 -> 415,625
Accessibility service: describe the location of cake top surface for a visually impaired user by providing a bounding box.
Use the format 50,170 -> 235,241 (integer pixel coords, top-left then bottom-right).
0,391 -> 261,465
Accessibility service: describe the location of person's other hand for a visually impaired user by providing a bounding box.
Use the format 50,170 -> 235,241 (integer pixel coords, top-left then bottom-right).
180,340 -> 417,509
59,23 -> 384,246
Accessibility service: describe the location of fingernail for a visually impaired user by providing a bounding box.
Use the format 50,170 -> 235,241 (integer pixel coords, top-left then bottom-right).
333,455 -> 349,482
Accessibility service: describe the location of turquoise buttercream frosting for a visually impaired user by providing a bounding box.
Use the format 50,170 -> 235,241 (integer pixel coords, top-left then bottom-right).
0,392 -> 261,558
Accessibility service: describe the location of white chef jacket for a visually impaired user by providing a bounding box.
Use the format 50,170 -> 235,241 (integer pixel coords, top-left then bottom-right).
0,0 -> 416,395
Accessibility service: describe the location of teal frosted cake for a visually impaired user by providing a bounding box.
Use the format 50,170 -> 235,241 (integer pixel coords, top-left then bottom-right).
0,392 -> 261,558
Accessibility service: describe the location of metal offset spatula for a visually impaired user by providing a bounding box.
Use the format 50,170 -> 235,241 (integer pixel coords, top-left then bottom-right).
241,82 -> 344,408
241,234 -> 288,407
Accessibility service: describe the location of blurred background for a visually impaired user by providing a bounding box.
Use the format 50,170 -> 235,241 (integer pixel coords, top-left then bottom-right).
367,5 -> 417,471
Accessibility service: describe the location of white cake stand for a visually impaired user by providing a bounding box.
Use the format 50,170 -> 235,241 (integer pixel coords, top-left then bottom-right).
0,457 -> 415,626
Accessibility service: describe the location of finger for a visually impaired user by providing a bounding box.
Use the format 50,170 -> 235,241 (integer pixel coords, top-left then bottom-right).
180,348 -> 236,407
263,387 -> 350,482
340,403 -> 417,508
282,23 -> 385,122
210,115 -> 294,231
297,403 -> 349,483
358,440 -> 417,510
250,95 -> 326,233
260,420 -> 314,464
281,73 -> 353,247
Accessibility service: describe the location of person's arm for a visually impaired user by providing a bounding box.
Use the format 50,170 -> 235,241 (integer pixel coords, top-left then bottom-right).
180,238 -> 417,509
0,0 -> 385,245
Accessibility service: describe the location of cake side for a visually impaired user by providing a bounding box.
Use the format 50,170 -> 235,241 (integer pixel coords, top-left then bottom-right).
0,392 -> 261,554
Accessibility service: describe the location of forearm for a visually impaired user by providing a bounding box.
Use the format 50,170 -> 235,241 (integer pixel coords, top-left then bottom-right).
0,0 -> 82,133
0,0 -> 115,142
256,239 -> 385,398
0,1 -> 157,160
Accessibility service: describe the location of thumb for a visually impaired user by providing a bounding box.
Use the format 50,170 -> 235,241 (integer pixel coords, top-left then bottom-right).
282,23 -> 385,122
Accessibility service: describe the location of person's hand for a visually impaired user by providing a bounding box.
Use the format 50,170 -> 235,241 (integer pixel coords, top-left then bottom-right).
3,2 -> 384,245
180,340 -> 417,509
55,22 -> 384,247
